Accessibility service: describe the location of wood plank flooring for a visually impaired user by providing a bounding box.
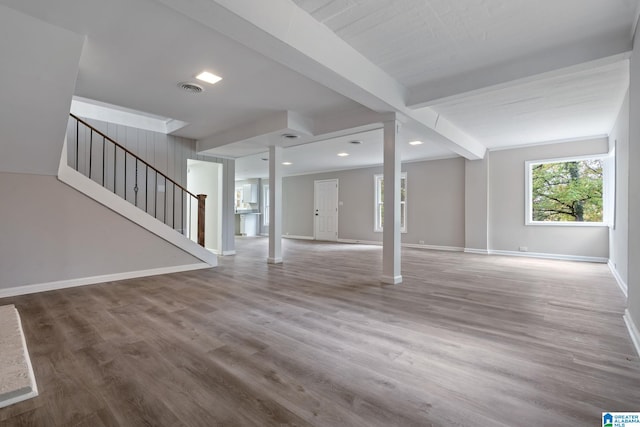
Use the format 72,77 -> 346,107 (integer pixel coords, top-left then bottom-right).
1,237 -> 639,426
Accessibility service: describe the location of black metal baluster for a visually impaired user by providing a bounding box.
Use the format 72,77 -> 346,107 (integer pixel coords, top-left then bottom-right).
189,197 -> 192,239
75,119 -> 79,171
145,166 -> 148,214
102,136 -> 106,186
113,143 -> 117,194
154,170 -> 158,219
134,159 -> 138,207
163,177 -> 167,224
181,189 -> 184,235
172,183 -> 176,229
89,130 -> 93,179
124,153 -> 127,201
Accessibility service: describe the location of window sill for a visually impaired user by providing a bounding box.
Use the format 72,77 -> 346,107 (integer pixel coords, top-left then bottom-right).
525,221 -> 609,228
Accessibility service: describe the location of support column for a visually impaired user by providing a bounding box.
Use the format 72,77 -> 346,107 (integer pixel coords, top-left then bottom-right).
268,145 -> 283,264
382,118 -> 402,284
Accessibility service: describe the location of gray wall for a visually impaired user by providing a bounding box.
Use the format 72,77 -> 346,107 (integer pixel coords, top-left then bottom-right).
281,157 -> 466,248
465,157 -> 489,251
0,172 -> 201,290
488,138 -> 609,258
0,5 -> 83,176
69,117 -> 236,254
628,26 -> 640,332
609,92 -> 629,286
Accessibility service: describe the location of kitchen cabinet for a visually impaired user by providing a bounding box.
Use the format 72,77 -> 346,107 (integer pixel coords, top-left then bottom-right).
242,183 -> 258,203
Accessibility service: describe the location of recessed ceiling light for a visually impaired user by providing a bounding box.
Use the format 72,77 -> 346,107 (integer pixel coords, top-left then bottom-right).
409,140 -> 424,146
282,161 -> 292,165
281,133 -> 299,139
261,157 -> 268,161
195,71 -> 222,85
337,152 -> 349,157
349,140 -> 363,145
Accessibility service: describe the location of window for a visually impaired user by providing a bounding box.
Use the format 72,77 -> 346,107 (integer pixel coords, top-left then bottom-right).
525,154 -> 611,226
235,187 -> 243,210
263,184 -> 269,226
374,173 -> 407,233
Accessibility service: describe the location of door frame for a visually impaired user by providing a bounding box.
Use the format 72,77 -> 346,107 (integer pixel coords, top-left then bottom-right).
314,179 -> 339,241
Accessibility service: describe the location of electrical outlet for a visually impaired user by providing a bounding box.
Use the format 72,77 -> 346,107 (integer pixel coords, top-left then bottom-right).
519,246 -> 528,252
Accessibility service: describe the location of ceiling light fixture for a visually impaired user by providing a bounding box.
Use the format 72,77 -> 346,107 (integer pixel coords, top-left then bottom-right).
282,161 -> 292,165
337,152 -> 349,157
409,140 -> 424,146
195,71 -> 222,85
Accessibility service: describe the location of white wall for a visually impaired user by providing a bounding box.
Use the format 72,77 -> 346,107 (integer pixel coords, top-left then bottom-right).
488,138 -> 610,259
609,92 -> 630,289
627,23 -> 640,338
0,172 -> 201,291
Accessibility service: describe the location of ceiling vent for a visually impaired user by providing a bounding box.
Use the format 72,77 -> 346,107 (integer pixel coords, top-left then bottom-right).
177,82 -> 204,94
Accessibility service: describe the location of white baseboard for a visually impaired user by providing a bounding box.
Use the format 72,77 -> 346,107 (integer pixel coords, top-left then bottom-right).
488,250 -> 607,263
0,263 -> 211,299
221,250 -> 236,256
608,260 -> 628,298
267,257 -> 283,264
57,138 -> 217,267
283,235 -> 315,240
624,310 -> 640,358
403,243 -> 464,252
381,275 -> 403,285
464,248 -> 490,255
338,239 -> 464,253
338,238 -> 381,245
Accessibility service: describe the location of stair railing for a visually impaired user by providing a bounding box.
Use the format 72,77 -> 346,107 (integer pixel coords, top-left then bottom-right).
68,113 -> 206,247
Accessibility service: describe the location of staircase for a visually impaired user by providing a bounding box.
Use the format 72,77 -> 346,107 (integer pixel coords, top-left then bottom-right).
58,114 -> 216,266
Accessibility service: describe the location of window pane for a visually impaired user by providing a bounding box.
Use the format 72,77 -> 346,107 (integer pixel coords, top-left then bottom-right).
531,159 -> 603,222
400,202 -> 405,229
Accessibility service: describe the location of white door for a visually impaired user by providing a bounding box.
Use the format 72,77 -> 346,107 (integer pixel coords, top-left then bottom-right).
314,179 -> 338,241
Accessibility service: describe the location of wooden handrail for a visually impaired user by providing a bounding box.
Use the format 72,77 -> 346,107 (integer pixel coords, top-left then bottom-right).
70,113 -> 197,199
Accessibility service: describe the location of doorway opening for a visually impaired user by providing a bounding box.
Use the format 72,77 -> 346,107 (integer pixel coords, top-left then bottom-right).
187,159 -> 223,253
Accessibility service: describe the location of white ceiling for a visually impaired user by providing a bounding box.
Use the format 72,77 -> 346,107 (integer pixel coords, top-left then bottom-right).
293,0 -> 638,87
1,0 -> 637,179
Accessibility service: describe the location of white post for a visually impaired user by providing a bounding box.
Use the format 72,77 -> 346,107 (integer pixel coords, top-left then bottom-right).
268,145 -> 283,264
382,118 -> 402,284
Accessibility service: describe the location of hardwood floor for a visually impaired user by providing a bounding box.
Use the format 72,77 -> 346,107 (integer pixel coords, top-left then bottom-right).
1,237 -> 639,426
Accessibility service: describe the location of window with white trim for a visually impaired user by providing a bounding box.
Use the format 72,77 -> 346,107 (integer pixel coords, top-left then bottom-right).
262,184 -> 269,226
374,173 -> 407,233
525,154 -> 612,226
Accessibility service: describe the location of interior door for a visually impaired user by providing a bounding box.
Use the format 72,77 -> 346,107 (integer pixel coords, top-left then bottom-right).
314,179 -> 338,241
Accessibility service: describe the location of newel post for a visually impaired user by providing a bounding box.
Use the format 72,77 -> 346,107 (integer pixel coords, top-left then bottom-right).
197,194 -> 207,247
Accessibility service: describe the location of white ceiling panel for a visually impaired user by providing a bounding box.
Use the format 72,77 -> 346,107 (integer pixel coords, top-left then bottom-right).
293,0 -> 638,88
428,60 -> 629,148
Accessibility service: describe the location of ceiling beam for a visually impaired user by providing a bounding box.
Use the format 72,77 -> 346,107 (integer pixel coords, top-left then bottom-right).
154,0 -> 486,160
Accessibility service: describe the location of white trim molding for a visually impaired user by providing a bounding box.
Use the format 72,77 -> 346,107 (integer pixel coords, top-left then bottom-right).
283,235 -> 315,240
488,250 -> 607,263
464,248 -> 490,255
624,310 -> 640,358
338,239 -> 464,252
608,260 -> 628,297
381,275 -> 403,285
0,263 -> 212,299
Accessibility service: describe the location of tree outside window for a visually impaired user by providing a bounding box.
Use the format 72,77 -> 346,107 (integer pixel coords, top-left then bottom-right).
527,157 -> 604,224
374,173 -> 407,232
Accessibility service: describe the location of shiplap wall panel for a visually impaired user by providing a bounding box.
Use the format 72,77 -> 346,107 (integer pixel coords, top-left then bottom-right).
67,117 -> 235,253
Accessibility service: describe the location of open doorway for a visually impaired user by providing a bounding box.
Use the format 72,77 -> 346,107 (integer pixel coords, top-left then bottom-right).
187,159 -> 223,253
